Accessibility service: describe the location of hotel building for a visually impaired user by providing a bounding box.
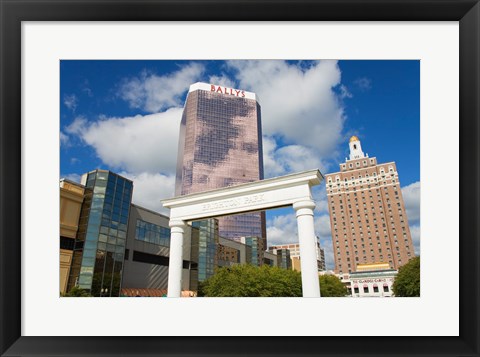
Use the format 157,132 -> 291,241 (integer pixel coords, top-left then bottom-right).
325,136 -> 415,274
175,82 -> 266,243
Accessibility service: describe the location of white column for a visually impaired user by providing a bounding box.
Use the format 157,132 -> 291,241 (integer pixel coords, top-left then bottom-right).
167,219 -> 186,297
293,199 -> 321,297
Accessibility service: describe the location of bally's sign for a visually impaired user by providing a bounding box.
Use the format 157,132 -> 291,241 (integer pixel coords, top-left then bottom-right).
210,84 -> 246,97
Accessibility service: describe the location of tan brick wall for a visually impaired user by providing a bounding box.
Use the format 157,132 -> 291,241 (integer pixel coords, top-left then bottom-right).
326,157 -> 415,274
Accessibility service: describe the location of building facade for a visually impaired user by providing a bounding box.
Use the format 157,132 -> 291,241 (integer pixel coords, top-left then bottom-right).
61,171 -> 283,296
325,136 -> 415,274
268,239 -> 326,272
175,82 -> 266,243
67,170 -> 133,296
341,263 -> 397,297
122,204 -> 193,293
60,179 -> 85,294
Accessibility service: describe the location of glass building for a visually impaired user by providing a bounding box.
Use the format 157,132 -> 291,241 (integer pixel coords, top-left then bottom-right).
192,218 -> 219,282
242,236 -> 264,267
275,249 -> 292,270
67,170 -> 132,297
175,83 -> 267,243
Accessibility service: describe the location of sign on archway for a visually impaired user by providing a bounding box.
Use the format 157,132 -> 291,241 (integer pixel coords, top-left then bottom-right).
162,169 -> 324,297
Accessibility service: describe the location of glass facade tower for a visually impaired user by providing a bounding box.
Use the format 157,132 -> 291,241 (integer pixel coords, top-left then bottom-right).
175,83 -> 267,242
192,218 -> 219,282
67,170 -> 132,296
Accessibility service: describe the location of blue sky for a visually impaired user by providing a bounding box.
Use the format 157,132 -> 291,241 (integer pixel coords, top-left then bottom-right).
60,60 -> 420,269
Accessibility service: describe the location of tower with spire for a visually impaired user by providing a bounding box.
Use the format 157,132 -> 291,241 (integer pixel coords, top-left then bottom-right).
325,136 -> 415,276
348,135 -> 366,160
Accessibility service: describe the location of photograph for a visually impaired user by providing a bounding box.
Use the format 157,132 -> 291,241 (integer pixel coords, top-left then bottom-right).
1,0 -> 479,355
59,60 -> 420,298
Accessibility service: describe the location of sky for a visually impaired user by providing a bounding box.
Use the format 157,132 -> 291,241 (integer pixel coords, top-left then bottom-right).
60,60 -> 420,270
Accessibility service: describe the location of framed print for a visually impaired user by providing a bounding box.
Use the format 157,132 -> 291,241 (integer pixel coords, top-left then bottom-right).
1,0 -> 479,356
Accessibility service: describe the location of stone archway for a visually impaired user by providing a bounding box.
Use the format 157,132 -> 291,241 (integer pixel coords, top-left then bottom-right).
162,169 -> 324,297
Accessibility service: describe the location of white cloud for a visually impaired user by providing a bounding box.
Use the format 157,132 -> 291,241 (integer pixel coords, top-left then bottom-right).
65,116 -> 88,135
275,145 -> 325,174
266,210 -> 335,270
228,60 -> 345,157
402,181 -> 420,224
339,84 -> 353,99
409,224 -> 421,256
60,132 -> 69,147
262,135 -> 327,178
119,171 -> 175,215
118,63 -> 204,112
209,75 -> 235,88
64,94 -> 78,111
65,108 -> 183,175
61,173 -> 82,183
312,186 -> 329,213
354,77 -> 372,91
262,136 -> 283,177
266,212 -> 298,246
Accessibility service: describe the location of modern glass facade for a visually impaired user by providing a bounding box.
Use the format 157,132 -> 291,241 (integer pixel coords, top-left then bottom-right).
67,170 -> 132,297
243,236 -> 264,267
276,249 -> 292,270
135,219 -> 170,247
191,219 -> 218,282
176,83 -> 267,242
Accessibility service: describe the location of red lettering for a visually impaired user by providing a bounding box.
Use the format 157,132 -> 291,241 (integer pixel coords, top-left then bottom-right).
241,91 -> 245,97
216,87 -> 223,94
235,90 -> 241,96
211,85 -> 216,92
229,88 -> 234,95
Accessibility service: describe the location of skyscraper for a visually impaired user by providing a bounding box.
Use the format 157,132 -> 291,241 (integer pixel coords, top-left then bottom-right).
326,136 -> 415,274
175,82 -> 266,242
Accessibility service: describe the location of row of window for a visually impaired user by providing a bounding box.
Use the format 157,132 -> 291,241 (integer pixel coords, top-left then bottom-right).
353,285 -> 389,294
340,160 -> 394,171
135,219 -> 171,247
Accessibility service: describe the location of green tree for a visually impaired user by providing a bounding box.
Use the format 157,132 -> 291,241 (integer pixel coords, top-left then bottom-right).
199,264 -> 303,297
319,274 -> 349,297
61,286 -> 92,297
392,256 -> 420,297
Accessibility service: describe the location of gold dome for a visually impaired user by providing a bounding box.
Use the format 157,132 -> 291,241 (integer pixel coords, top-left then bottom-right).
349,135 -> 359,143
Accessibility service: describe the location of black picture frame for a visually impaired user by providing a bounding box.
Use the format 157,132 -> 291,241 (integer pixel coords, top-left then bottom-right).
1,0 -> 479,356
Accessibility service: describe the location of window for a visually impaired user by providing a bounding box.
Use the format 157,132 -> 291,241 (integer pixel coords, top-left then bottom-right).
383,285 -> 389,292
373,285 -> 379,293
363,285 -> 369,293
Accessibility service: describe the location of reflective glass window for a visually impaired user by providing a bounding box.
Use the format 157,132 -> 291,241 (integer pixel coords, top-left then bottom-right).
97,172 -> 108,180
84,240 -> 97,251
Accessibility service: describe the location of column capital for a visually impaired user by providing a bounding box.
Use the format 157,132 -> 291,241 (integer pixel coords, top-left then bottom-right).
169,219 -> 186,231
293,199 -> 315,212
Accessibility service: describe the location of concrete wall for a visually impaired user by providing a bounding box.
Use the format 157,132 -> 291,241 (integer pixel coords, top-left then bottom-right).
122,204 -> 192,291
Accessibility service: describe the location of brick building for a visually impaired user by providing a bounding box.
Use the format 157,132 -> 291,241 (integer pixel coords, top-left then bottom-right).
325,136 -> 415,274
